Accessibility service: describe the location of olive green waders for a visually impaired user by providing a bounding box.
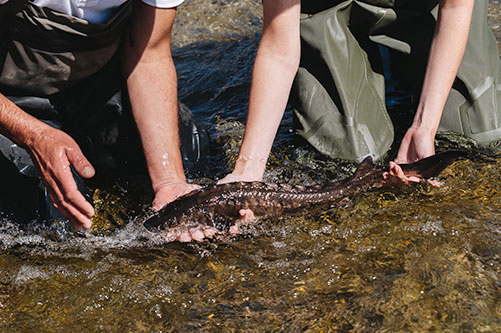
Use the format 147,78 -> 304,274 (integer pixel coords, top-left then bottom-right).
293,0 -> 501,162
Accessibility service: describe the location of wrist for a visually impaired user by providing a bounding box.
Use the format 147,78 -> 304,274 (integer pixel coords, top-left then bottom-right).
409,121 -> 437,138
231,154 -> 268,182
145,150 -> 187,194
410,105 -> 441,137
151,175 -> 187,193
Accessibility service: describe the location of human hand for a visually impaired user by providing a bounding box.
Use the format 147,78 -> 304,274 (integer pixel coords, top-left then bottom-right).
395,126 -> 435,164
217,163 -> 265,185
383,126 -> 436,186
217,172 -> 255,185
216,173 -> 257,235
156,176 -> 257,242
152,180 -> 213,242
151,180 -> 201,212
26,126 -> 95,230
153,180 -> 219,242
383,161 -> 423,187
163,209 -> 256,243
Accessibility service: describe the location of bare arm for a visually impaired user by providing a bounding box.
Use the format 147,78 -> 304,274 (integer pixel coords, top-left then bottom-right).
220,0 -> 301,183
395,0 -> 474,164
0,94 -> 95,229
122,2 -> 198,211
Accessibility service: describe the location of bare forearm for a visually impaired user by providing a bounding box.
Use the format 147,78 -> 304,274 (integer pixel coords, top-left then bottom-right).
0,93 -> 47,148
122,4 -> 185,192
233,0 -> 301,180
412,0 -> 474,134
123,54 -> 185,188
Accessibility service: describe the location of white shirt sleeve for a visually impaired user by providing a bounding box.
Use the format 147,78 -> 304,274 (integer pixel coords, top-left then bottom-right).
140,0 -> 184,8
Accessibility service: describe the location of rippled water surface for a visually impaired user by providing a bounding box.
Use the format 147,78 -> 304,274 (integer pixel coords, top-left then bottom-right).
1,1 -> 500,331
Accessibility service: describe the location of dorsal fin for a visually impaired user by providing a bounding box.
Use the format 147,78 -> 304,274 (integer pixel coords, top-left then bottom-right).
353,156 -> 375,178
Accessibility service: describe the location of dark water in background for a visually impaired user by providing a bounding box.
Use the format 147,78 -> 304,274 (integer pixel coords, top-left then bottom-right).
0,1 -> 500,331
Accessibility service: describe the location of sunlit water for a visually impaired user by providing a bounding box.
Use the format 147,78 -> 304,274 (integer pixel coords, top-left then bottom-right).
1,1 -> 500,331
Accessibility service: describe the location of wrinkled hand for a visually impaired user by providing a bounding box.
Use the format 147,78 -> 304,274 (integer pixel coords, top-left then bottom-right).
26,126 -> 95,230
383,126 -> 436,186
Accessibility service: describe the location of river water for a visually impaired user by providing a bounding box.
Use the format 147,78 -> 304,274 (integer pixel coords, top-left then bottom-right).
1,1 -> 500,331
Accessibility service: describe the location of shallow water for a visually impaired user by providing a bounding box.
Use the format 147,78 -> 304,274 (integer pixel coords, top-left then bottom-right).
1,1 -> 500,331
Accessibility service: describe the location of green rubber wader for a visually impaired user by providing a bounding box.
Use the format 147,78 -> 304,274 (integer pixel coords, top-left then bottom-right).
293,0 -> 501,162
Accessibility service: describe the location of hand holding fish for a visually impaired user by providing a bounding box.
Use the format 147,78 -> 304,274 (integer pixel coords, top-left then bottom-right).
152,181 -> 212,242
396,126 -> 435,164
144,151 -> 466,242
153,175 -> 256,242
217,171 -> 259,235
384,125 -> 436,186
383,162 -> 425,187
151,180 -> 201,212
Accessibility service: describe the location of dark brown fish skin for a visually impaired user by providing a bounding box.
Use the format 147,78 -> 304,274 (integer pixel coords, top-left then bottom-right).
144,150 -> 467,232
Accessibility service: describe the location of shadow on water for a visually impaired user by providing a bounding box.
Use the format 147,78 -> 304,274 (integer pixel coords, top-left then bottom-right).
0,1 -> 500,331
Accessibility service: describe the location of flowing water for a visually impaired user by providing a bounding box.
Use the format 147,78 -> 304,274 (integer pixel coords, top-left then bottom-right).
1,1 -> 500,331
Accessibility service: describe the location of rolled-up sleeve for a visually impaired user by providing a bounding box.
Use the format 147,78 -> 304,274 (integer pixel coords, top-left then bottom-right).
140,0 -> 184,8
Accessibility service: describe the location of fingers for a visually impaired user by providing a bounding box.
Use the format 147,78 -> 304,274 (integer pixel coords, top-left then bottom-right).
51,164 -> 94,214
217,172 -> 260,185
426,178 -> 441,188
51,198 -> 92,230
42,153 -> 94,229
164,226 -> 220,242
229,224 -> 239,234
45,173 -> 94,229
67,147 -> 95,179
230,209 -> 257,234
25,128 -> 95,230
162,213 -> 258,243
238,209 -> 255,221
383,161 -> 421,187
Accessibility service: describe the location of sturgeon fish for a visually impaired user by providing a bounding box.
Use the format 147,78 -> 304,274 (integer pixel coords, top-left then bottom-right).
144,150 -> 466,232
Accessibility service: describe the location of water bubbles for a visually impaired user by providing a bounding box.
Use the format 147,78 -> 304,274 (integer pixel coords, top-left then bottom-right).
272,241 -> 286,249
309,225 -> 333,238
14,265 -> 48,284
403,219 -> 445,236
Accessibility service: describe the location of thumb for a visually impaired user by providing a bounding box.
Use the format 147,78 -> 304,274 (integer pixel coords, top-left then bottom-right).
66,146 -> 95,179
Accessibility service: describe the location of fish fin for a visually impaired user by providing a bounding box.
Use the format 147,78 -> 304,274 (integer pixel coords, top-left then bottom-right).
400,150 -> 468,179
352,156 -> 375,178
143,212 -> 163,231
